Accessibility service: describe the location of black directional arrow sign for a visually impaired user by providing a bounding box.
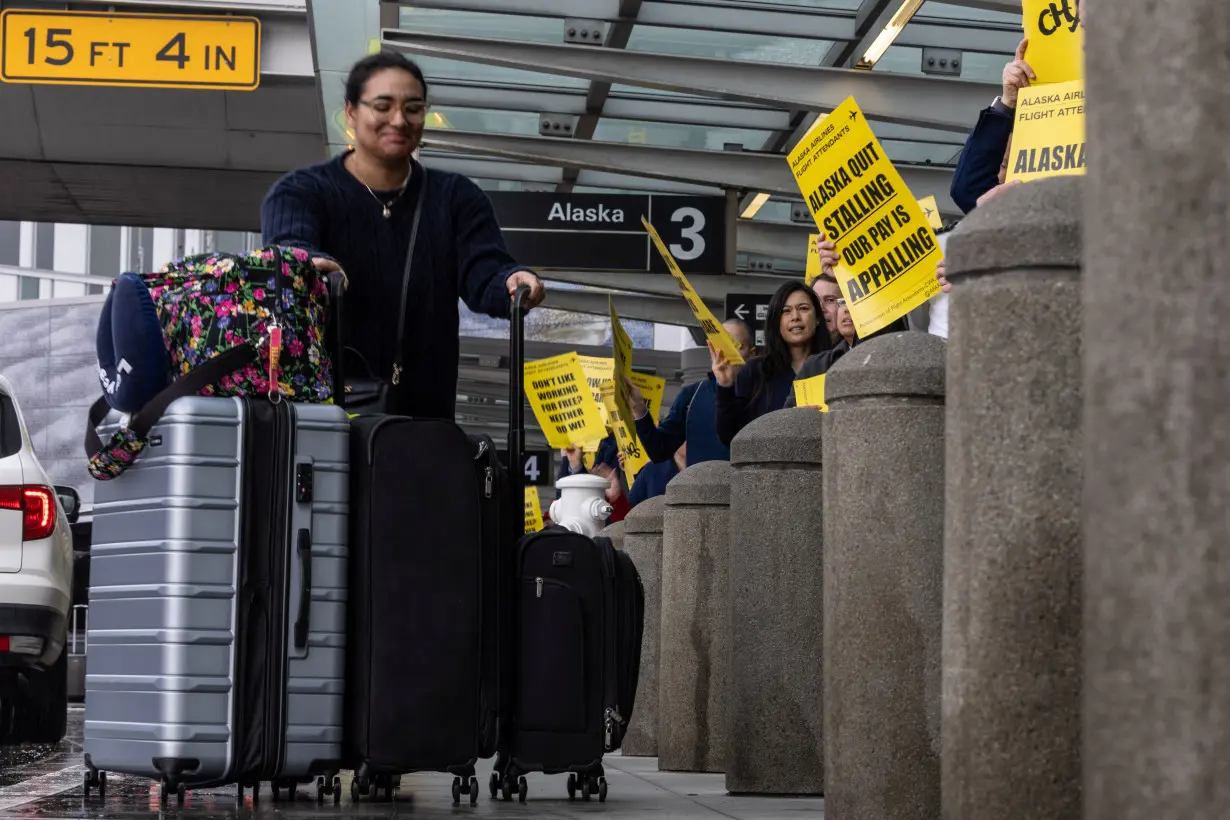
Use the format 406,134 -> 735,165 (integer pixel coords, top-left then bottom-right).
724,293 -> 775,349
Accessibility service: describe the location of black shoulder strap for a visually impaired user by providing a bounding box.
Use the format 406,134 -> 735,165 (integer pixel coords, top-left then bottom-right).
84,343 -> 259,457
390,167 -> 427,386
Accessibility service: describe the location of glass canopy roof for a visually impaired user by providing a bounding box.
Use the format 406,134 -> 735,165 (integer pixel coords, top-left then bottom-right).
395,1 -> 1019,199
306,0 -> 1025,276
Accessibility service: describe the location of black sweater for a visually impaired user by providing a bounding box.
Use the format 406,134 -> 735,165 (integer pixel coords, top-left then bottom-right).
261,152 -> 525,420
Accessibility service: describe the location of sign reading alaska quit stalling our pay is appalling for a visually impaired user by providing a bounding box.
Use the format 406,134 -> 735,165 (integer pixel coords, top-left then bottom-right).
788,98 -> 942,337
0,10 -> 261,91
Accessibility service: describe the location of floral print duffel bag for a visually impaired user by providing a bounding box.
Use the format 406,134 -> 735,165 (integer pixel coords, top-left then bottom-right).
85,245 -> 340,481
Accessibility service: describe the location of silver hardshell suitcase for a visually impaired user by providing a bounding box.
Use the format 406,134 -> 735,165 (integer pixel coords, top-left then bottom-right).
82,395 -> 349,806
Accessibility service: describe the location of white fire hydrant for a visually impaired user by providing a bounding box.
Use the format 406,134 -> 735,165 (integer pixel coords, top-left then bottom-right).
548,475 -> 613,538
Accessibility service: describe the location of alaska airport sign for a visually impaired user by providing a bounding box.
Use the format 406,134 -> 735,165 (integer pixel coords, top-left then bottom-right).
486,192 -> 726,274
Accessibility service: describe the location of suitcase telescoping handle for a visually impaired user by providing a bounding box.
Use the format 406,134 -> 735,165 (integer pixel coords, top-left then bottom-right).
508,284 -> 531,501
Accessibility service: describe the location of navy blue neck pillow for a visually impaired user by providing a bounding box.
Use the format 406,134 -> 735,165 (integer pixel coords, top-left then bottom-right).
96,273 -> 171,414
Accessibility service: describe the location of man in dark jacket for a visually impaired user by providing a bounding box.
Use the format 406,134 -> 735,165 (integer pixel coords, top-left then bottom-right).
627,319 -> 753,467
949,38 -> 1037,213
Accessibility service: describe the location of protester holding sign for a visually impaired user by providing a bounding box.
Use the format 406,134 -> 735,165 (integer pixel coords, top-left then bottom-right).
626,318 -> 753,468
949,39 -> 1036,213
714,281 -> 830,446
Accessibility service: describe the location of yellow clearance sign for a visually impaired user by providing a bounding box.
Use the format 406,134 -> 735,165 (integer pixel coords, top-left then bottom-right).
1022,0 -> 1083,85
788,97 -> 942,337
1007,79 -> 1086,183
0,10 -> 260,90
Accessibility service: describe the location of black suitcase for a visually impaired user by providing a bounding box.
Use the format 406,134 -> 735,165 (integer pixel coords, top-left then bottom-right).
493,526 -> 645,803
339,289 -> 528,805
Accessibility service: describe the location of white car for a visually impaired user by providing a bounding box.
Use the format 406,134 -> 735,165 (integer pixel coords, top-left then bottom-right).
0,374 -> 77,743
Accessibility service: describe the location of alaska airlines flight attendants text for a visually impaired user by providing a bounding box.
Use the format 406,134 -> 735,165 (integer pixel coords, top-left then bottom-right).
261,51 -> 545,419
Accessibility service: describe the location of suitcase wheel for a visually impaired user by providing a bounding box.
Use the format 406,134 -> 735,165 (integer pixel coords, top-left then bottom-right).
317,775 -> 342,804
570,773 -> 607,803
451,775 -> 480,806
82,768 -> 106,800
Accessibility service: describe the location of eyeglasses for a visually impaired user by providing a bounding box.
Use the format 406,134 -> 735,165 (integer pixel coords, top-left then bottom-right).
359,97 -> 430,121
835,298 -> 848,309
817,295 -> 840,307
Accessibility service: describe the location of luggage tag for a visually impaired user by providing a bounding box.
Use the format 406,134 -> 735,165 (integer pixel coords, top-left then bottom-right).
267,318 -> 283,403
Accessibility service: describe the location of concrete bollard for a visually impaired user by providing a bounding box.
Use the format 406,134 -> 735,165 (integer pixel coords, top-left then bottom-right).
659,460 -> 733,773
597,520 -> 625,553
942,176 -> 1083,820
619,496 -> 664,757
726,408 -> 825,795
822,332 -> 946,819
1085,8 -> 1230,818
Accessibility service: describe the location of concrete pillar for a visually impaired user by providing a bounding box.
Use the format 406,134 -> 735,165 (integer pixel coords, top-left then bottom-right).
659,460 -> 732,773
942,176 -> 1083,820
597,520 -> 625,553
822,332 -> 945,819
620,497 -> 664,757
1084,6 -> 1230,819
726,408 -> 824,795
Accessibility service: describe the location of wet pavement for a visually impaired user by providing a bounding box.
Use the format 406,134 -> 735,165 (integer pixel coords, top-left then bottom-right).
0,709 -> 824,819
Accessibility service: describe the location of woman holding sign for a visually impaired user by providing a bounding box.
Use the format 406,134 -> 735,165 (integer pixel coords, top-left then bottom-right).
712,281 -> 831,446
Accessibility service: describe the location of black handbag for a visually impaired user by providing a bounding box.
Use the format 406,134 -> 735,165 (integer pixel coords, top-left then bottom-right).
340,170 -> 427,415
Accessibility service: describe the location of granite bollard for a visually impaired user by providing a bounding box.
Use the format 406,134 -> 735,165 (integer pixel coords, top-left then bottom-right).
1085,5 -> 1230,818
659,460 -> 733,773
823,332 -> 946,819
943,176 -> 1083,820
726,408 -> 824,795
620,496 -> 664,757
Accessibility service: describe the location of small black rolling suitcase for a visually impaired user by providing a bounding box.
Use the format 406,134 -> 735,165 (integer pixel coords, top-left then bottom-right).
493,526 -> 645,803
340,288 -> 528,805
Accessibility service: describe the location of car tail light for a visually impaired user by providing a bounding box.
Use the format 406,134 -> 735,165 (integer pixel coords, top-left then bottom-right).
0,485 -> 57,541
0,636 -> 43,655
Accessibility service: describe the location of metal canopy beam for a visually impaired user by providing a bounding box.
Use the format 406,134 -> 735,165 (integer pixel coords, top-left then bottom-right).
539,270 -> 801,302
938,0 -> 1020,13
393,0 -> 858,41
382,29 -> 998,133
561,0 -> 643,193
421,130 -> 959,214
428,82 -> 792,131
545,287 -> 718,325
897,19 -> 1021,55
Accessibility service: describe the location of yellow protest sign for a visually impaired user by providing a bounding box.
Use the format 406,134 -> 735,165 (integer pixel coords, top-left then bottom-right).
917,196 -> 944,231
805,235 -> 823,285
1022,0 -> 1083,85
583,441 -> 598,471
524,486 -> 544,533
808,196 -> 942,285
600,382 -> 651,486
577,355 -> 665,424
1006,79 -> 1086,183
609,298 -> 637,432
787,97 -> 942,338
793,374 -> 828,412
642,216 -> 746,366
523,353 -> 608,448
